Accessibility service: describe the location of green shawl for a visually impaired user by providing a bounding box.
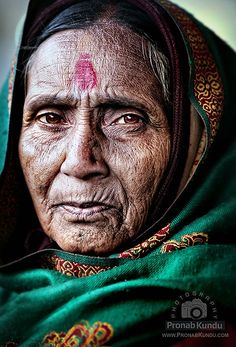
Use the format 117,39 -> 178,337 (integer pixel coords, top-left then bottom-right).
0,0 -> 235,346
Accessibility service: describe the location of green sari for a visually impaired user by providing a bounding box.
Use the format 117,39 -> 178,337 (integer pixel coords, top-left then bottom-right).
0,0 -> 236,346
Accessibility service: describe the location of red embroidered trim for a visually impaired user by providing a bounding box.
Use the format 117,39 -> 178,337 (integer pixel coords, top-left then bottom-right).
161,232 -> 208,253
160,0 -> 224,143
119,224 -> 170,259
39,254 -> 112,278
43,320 -> 113,347
39,230 -> 208,274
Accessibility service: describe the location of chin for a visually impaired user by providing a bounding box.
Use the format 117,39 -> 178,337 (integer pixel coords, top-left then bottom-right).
56,240 -> 117,256
49,226 -> 127,256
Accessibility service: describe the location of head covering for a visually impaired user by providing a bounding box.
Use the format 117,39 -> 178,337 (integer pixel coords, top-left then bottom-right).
0,0 -> 235,345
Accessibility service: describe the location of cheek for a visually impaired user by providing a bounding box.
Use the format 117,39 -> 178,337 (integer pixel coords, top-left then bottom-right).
18,131 -> 64,194
105,130 -> 170,197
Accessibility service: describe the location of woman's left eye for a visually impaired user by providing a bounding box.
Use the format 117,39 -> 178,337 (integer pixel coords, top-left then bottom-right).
113,114 -> 145,125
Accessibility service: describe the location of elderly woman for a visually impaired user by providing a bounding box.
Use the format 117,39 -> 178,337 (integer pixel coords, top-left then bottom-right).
0,0 -> 235,346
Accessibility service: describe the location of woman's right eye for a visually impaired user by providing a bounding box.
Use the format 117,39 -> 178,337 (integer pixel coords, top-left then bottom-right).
36,112 -> 66,125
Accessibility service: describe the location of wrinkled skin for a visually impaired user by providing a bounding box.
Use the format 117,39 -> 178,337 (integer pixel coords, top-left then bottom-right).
19,24 -> 170,255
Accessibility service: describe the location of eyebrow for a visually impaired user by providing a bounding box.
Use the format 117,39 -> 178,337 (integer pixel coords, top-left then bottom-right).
24,93 -> 152,114
24,94 -> 77,112
98,98 -> 150,114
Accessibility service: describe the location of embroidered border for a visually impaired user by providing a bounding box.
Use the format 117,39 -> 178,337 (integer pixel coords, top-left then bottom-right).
161,232 -> 208,253
119,224 -> 170,259
159,0 -> 224,143
38,230 -> 208,275
39,254 -> 112,278
43,321 -> 113,347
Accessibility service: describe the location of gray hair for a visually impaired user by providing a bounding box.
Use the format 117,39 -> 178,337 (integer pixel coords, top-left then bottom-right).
142,39 -> 170,103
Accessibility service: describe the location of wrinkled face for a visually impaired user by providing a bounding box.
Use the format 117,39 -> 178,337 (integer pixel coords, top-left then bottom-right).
19,25 -> 170,255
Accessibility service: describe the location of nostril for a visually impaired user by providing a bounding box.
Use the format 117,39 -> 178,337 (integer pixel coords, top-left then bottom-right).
79,164 -> 110,181
60,132 -> 109,179
61,148 -> 109,179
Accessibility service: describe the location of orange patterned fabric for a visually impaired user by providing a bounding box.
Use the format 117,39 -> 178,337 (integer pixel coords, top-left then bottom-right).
119,224 -> 170,259
39,254 -> 112,277
161,232 -> 208,253
160,0 -> 224,143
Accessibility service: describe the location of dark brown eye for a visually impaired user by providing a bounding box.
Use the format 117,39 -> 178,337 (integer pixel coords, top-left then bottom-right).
38,113 -> 65,125
116,114 -> 144,125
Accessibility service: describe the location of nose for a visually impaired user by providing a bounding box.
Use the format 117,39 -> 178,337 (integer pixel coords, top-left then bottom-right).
60,123 -> 109,180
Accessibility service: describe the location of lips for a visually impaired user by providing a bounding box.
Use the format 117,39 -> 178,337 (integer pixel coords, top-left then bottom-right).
54,201 -> 114,221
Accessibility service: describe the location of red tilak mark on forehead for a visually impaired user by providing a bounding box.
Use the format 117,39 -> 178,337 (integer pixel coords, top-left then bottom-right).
74,54 -> 97,91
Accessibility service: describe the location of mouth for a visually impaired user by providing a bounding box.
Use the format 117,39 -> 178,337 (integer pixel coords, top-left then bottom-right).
54,201 -> 114,221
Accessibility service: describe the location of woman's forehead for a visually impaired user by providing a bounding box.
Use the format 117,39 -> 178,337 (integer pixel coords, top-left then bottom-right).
29,25 -> 147,71
26,27 -> 161,102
